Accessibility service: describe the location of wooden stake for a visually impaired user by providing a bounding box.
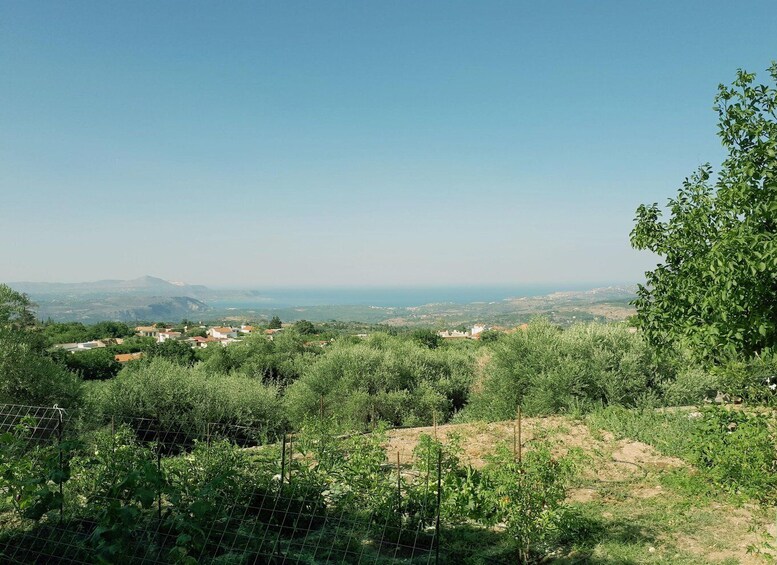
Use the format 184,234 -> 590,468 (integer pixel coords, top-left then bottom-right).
433,411 -> 437,440
513,420 -> 517,460
517,405 -> 522,463
288,434 -> 293,481
396,451 -> 402,510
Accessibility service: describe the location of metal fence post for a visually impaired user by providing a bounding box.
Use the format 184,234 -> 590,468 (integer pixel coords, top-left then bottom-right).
288,433 -> 293,483
280,434 -> 287,496
396,452 -> 402,513
157,444 -> 162,520
56,407 -> 64,525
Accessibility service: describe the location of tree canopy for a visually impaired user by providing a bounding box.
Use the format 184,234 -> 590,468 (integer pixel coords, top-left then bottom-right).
0,285 -> 81,405
631,63 -> 777,361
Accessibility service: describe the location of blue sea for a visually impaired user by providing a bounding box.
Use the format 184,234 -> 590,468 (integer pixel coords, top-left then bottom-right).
209,283 -> 620,309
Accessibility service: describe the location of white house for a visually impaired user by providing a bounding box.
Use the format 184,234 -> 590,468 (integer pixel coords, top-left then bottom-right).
208,327 -> 238,339
136,326 -> 160,338
437,330 -> 470,339
158,331 -> 183,343
471,324 -> 488,338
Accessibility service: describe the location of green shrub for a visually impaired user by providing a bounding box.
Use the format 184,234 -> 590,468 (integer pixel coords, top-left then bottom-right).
480,444 -> 571,563
689,406 -> 777,500
100,358 -> 286,443
200,332 -> 312,385
0,329 -> 82,407
660,366 -> 718,405
463,320 -> 671,420
0,417 -> 74,522
284,335 -> 474,430
65,347 -> 122,380
716,351 -> 777,404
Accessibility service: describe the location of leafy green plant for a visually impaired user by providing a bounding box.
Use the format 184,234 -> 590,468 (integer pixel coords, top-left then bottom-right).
631,63 -> 777,361
67,426 -> 162,564
480,444 -> 571,563
163,439 -> 261,562
0,417 -> 74,522
689,406 -> 777,500
716,351 -> 777,404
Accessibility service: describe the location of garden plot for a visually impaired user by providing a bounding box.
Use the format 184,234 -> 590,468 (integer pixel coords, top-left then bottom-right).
386,416 -> 776,564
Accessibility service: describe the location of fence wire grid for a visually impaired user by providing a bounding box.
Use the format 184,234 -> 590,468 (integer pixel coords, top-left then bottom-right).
0,404 -> 441,564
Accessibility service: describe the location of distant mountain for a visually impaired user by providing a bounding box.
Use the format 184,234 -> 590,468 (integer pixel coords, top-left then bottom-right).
2,277 -> 214,322
104,296 -> 210,322
9,276 -> 209,297
29,295 -> 210,323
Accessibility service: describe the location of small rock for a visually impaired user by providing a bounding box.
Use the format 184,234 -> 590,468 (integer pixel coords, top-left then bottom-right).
648,546 -> 656,553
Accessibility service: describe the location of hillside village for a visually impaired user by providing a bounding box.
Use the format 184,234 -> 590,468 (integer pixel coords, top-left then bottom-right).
50,321 -> 524,367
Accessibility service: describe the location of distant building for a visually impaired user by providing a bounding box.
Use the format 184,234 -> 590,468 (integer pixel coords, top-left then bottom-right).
240,325 -> 254,334
54,340 -> 108,353
208,327 -> 238,339
136,326 -> 160,338
115,352 -> 144,363
437,330 -> 470,339
158,331 -> 183,343
471,324 -> 489,339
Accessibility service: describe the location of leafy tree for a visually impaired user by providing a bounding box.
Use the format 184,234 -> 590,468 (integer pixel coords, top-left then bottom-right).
42,321 -> 90,345
89,321 -> 134,340
479,329 -> 502,343
65,347 -> 122,380
0,285 -> 81,405
0,284 -> 36,330
294,319 -> 316,335
631,63 -> 777,360
267,315 -> 283,329
200,331 -> 309,384
145,339 -> 197,366
411,328 -> 442,349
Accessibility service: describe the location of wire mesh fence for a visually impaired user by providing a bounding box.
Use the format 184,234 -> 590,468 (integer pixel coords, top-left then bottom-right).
0,404 -> 441,564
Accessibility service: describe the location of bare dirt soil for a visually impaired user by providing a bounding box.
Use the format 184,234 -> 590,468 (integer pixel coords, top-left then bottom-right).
385,417 -> 776,564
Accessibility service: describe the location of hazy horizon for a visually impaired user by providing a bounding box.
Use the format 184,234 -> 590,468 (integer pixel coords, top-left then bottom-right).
3,2 -> 776,286
4,273 -> 637,290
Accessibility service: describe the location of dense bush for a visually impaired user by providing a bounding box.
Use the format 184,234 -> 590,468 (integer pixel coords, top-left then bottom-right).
463,320 -> 673,420
144,339 -> 197,366
98,358 -> 286,443
63,347 -> 122,380
690,406 -> 777,500
41,321 -> 135,347
0,285 -> 82,407
0,330 -> 82,407
659,366 -> 718,406
284,334 -> 475,429
715,351 -> 777,404
199,331 -> 313,385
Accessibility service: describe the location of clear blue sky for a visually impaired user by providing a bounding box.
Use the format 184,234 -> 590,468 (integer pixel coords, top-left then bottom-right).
2,1 -> 775,287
